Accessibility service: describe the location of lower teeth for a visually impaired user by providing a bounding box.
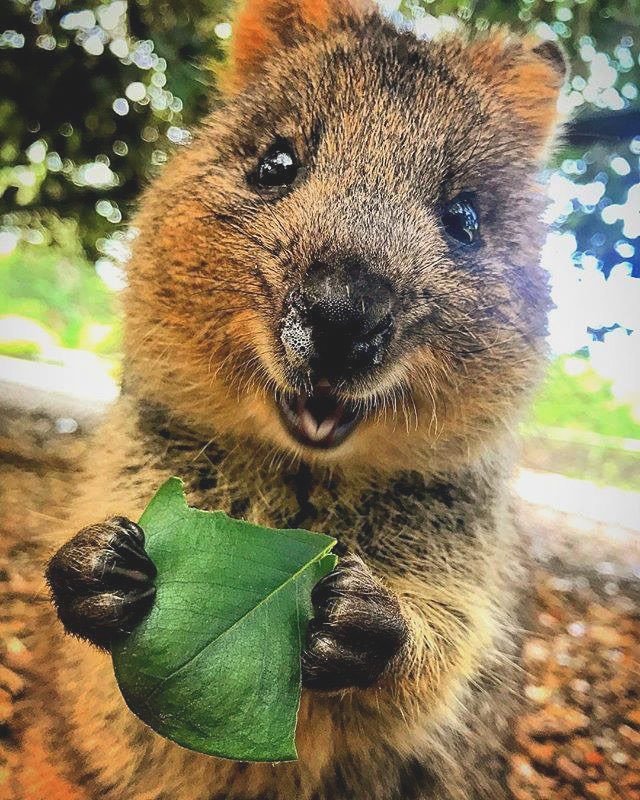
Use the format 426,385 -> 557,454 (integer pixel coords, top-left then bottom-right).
281,393 -> 360,446
300,411 -> 336,442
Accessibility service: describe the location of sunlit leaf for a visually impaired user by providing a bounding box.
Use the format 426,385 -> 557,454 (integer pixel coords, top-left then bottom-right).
112,478 -> 337,762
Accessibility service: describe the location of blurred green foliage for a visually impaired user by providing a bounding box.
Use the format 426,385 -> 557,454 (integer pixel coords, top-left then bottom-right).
403,0 -> 639,53
0,226 -> 119,354
1,0 -> 229,255
2,0 -> 639,257
532,355 -> 640,439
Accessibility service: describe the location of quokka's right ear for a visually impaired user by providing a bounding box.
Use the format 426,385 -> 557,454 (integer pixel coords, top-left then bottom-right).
220,0 -> 373,93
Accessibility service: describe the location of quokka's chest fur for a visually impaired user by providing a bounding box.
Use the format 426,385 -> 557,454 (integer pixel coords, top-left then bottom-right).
45,396 -> 524,800
128,400 -> 503,569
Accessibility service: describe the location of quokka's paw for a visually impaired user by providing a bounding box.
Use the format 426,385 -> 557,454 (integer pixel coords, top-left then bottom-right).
301,554 -> 409,691
46,517 -> 157,650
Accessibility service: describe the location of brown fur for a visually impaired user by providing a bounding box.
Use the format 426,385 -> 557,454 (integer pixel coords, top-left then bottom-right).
222,0 -> 370,92
40,2 -> 566,798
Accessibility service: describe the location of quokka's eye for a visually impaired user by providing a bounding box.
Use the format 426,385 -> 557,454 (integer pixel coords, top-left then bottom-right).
254,138 -> 298,188
441,192 -> 479,245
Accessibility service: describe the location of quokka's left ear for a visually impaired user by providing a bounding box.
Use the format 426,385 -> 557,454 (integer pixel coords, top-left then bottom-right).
221,0 -> 373,93
469,31 -> 568,149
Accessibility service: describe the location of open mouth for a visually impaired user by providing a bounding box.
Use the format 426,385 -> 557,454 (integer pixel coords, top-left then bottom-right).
277,384 -> 362,450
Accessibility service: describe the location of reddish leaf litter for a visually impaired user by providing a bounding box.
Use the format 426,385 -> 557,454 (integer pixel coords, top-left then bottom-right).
509,567 -> 639,800
0,407 -> 90,800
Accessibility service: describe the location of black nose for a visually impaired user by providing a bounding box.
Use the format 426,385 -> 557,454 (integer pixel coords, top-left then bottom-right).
281,259 -> 395,382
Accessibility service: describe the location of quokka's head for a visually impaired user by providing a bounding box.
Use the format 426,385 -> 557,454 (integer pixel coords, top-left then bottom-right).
125,0 -> 567,472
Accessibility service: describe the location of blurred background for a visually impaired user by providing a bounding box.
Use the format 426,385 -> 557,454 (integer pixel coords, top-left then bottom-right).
0,0 -> 639,492
0,4 -> 638,797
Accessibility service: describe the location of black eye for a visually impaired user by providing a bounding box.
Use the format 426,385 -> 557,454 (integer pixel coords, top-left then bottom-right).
441,192 -> 479,245
254,138 -> 298,188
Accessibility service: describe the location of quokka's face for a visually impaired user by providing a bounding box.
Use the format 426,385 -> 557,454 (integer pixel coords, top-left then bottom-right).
126,3 -> 566,469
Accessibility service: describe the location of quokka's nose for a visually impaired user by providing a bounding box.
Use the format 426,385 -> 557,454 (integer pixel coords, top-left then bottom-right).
281,259 -> 395,382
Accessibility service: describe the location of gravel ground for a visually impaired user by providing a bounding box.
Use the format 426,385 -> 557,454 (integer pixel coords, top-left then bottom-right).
0,406 -> 638,800
510,567 -> 639,799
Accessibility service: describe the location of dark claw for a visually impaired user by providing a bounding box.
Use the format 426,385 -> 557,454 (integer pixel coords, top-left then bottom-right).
46,516 -> 157,650
116,586 -> 157,628
302,554 -> 409,691
105,534 -> 157,581
111,516 -> 145,544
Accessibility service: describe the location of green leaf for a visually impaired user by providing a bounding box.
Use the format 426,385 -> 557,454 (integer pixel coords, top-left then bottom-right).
112,477 -> 337,762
